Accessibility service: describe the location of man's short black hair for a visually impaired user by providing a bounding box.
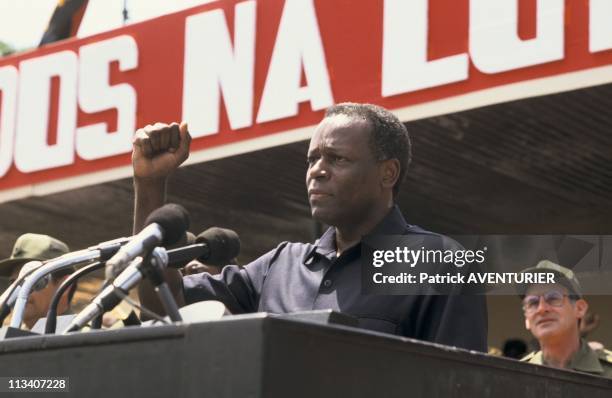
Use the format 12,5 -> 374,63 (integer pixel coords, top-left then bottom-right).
325,103 -> 411,197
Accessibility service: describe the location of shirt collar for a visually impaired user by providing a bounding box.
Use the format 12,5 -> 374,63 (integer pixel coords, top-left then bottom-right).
366,204 -> 409,237
569,339 -> 605,374
533,339 -> 604,374
529,351 -> 544,365
304,205 -> 409,264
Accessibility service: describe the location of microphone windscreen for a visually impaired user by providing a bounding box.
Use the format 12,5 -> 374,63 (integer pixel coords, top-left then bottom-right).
185,231 -> 197,245
145,204 -> 190,246
196,228 -> 240,266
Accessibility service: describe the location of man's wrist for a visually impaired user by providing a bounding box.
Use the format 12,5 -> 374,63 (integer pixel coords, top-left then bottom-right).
133,175 -> 168,190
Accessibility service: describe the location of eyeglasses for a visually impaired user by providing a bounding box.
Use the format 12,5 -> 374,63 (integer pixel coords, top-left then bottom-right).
0,275 -> 49,295
522,291 -> 568,314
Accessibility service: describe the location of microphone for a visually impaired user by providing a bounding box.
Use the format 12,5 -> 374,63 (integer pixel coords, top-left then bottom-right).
166,228 -> 240,268
87,237 -> 132,262
64,227 -> 238,333
104,204 -> 189,280
65,257 -> 147,333
196,228 -> 240,266
65,247 -> 176,333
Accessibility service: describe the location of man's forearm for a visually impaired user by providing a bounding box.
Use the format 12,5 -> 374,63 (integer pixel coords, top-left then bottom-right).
133,177 -> 167,234
131,122 -> 192,317
133,176 -> 187,317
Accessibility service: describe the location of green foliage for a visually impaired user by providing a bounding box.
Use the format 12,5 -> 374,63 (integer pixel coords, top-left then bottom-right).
0,41 -> 15,56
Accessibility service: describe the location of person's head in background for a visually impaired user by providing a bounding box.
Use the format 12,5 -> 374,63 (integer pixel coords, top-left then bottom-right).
0,233 -> 75,329
502,339 -> 528,359
520,260 -> 587,368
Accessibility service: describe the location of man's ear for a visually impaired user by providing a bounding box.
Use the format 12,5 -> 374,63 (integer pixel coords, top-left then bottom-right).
575,299 -> 588,319
380,159 -> 400,190
525,317 -> 531,331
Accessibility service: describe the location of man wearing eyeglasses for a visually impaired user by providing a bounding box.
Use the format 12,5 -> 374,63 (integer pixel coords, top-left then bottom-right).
0,233 -> 74,330
519,260 -> 612,377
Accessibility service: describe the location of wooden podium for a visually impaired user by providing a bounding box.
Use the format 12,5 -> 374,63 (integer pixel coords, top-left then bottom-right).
0,313 -> 609,397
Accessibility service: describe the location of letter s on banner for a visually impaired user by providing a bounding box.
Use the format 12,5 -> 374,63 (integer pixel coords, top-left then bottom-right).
77,35 -> 138,160
0,66 -> 17,178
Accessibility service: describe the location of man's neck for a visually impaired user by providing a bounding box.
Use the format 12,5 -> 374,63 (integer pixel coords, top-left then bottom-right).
335,201 -> 393,255
540,333 -> 581,369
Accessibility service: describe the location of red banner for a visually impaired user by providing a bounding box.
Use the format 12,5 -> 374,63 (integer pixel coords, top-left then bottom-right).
0,0 -> 611,199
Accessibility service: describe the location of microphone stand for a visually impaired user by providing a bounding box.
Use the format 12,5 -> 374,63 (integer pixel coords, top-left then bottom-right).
0,261 -> 43,325
144,248 -> 182,323
11,250 -> 99,328
63,247 -> 182,333
0,237 -> 130,326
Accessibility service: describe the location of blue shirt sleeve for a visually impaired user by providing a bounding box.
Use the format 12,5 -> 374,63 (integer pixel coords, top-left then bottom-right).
182,243 -> 287,314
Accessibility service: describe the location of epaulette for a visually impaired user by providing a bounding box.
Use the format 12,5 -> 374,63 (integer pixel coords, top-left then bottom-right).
597,349 -> 612,364
521,351 -> 537,362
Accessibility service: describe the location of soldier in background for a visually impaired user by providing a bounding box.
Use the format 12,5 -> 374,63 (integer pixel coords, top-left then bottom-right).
520,260 -> 612,378
0,234 -> 74,330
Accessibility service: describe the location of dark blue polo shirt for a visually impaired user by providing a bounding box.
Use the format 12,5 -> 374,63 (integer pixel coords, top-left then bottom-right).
183,206 -> 487,351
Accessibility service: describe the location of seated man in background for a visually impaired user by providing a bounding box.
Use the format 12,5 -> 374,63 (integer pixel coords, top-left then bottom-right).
520,260 -> 612,378
0,233 -> 75,330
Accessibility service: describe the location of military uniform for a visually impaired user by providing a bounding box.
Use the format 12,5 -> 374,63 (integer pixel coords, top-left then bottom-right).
522,339 -> 612,379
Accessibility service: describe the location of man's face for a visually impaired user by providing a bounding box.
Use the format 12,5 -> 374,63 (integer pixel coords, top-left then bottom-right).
306,115 -> 385,227
523,284 -> 587,342
10,267 -> 60,329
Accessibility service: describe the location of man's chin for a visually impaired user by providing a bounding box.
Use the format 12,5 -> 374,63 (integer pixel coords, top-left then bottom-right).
310,207 -> 336,226
533,324 -> 559,339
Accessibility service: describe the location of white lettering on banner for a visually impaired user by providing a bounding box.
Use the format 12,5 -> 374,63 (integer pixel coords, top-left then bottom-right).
15,51 -> 77,173
470,0 -> 564,73
256,0 -> 333,123
382,0 -> 468,97
77,35 -> 138,160
0,66 -> 17,178
589,0 -> 612,53
183,1 -> 256,137
0,0 -> 611,186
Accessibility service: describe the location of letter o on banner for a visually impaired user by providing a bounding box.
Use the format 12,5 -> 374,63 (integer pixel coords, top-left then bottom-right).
15,51 -> 77,173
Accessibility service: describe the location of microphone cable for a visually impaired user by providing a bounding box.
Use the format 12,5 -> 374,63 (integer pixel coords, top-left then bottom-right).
45,262 -> 102,334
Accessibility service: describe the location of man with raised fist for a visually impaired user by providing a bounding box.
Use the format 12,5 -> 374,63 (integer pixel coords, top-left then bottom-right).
133,104 -> 487,351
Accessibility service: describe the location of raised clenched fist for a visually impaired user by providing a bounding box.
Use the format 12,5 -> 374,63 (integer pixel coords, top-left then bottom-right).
132,121 -> 191,180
